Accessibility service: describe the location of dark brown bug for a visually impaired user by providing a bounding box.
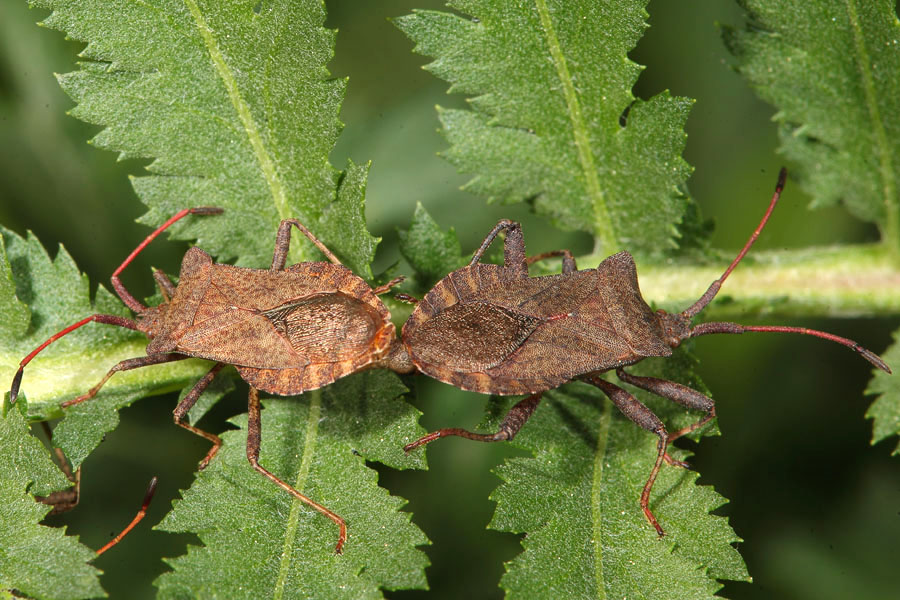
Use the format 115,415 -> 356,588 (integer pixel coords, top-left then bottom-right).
10,209 -> 413,553
401,168 -> 891,535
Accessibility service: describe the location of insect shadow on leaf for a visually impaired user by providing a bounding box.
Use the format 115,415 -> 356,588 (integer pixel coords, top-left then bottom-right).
399,168 -> 892,536
10,208 -> 415,553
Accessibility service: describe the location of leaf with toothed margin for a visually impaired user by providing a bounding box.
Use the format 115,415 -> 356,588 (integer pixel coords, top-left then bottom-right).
723,0 -> 900,244
865,330 -> 900,454
154,372 -> 430,599
481,348 -> 747,598
34,0 -> 378,275
0,401 -> 104,599
394,0 -> 695,257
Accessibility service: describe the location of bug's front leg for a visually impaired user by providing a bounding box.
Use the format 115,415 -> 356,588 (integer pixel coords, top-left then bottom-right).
615,368 -> 716,465
586,376 -> 670,537
469,219 -> 528,277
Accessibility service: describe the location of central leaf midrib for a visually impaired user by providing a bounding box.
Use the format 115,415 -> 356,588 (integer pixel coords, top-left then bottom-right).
590,398 -> 611,599
184,1 -> 295,256
842,0 -> 899,255
534,0 -> 616,252
274,389 -> 323,598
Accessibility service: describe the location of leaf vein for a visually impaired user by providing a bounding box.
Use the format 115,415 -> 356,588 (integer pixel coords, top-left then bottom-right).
184,0 -> 290,224
843,0 -> 899,251
534,0 -> 615,249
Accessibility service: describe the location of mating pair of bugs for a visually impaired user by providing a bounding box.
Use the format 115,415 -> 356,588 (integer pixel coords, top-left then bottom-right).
10,169 -> 891,553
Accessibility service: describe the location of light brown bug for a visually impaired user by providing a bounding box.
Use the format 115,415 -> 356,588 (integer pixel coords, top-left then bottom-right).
11,209 -> 413,553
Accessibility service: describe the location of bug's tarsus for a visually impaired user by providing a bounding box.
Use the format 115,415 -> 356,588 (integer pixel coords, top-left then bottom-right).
60,353 -> 187,408
171,363 -> 226,469
94,475 -> 159,556
394,293 -> 419,305
587,376 -> 668,536
372,276 -> 405,296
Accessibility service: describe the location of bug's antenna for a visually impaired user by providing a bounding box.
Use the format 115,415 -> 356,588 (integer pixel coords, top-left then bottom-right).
682,168 -> 787,319
690,321 -> 891,373
95,476 -> 159,556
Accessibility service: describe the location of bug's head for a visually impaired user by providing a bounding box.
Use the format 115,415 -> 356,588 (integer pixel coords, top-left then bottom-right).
656,310 -> 692,348
136,304 -> 166,339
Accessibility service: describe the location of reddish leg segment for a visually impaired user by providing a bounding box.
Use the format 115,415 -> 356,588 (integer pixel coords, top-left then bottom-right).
246,387 -> 348,554
586,376 -> 669,537
111,207 -> 223,313
94,476 -> 159,556
60,353 -> 188,408
10,314 -> 141,405
270,219 -> 342,271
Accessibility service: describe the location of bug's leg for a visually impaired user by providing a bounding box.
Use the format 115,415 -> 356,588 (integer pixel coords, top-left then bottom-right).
394,293 -> 419,305
615,368 -> 715,468
10,314 -> 142,405
61,353 -> 188,408
34,421 -> 81,514
172,363 -> 226,469
404,393 -> 542,452
111,207 -> 222,313
469,219 -> 528,277
372,276 -> 405,296
246,387 -> 347,554
152,268 -> 177,302
587,376 -> 669,537
526,249 -> 577,274
271,219 -> 342,270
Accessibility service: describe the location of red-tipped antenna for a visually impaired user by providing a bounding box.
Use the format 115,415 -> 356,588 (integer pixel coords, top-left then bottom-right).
680,168 -> 891,374
691,322 -> 891,373
682,168 -> 787,319
94,476 -> 159,556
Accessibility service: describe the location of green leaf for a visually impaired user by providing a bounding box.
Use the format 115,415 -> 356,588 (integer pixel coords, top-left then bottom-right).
155,371 -> 429,599
0,226 -> 211,468
394,0 -> 694,256
0,403 -> 103,600
33,0 -> 377,275
724,0 -> 900,249
485,349 -> 747,598
865,330 -> 900,454
398,203 -> 465,290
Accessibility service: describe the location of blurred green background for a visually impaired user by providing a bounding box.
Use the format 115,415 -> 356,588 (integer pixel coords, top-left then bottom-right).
1,0 -> 898,598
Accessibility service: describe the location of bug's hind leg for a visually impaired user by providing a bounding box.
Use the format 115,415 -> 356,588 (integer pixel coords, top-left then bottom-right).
245,387 -> 347,554
615,368 -> 716,467
403,393 -> 542,452
586,376 -> 670,537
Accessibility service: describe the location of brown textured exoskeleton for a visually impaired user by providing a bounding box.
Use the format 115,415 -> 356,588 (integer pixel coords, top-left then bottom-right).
401,168 -> 891,536
10,209 -> 413,553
